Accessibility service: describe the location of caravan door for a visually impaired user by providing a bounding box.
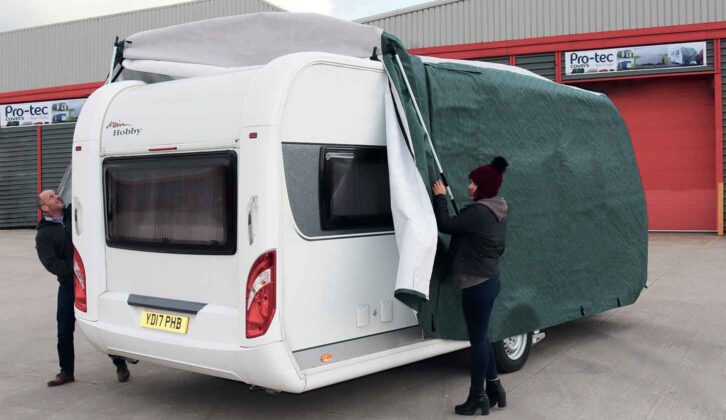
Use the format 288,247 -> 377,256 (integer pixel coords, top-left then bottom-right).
278,60 -> 420,367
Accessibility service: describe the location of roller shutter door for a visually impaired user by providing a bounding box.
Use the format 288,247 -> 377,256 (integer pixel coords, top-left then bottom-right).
592,77 -> 716,231
0,127 -> 37,228
41,124 -> 74,191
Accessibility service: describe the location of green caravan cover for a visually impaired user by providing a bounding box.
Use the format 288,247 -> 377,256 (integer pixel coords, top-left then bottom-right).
382,33 -> 648,341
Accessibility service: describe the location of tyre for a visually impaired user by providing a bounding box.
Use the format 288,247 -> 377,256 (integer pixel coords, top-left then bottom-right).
493,332 -> 532,373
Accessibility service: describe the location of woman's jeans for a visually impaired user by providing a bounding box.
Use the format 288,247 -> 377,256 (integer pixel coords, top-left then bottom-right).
462,277 -> 501,393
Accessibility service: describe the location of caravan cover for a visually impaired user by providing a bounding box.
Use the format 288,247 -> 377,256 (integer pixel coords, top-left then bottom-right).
117,14 -> 648,342
382,34 -> 648,341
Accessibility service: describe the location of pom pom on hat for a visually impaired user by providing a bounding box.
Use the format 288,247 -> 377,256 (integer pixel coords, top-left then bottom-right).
490,156 -> 509,173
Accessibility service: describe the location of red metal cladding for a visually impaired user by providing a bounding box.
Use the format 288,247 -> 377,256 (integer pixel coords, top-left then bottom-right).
589,76 -> 717,231
410,21 -> 726,59
562,70 -> 718,85
0,82 -> 103,105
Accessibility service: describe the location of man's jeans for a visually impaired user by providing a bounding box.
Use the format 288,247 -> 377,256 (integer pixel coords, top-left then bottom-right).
57,281 -> 75,375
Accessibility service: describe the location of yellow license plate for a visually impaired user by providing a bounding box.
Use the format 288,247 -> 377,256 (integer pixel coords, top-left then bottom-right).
140,310 -> 189,334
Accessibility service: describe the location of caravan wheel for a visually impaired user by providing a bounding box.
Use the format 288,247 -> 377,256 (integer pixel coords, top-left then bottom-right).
493,332 -> 532,373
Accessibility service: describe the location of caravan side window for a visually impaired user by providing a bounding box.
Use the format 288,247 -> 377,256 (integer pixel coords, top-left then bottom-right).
319,146 -> 393,231
104,151 -> 237,255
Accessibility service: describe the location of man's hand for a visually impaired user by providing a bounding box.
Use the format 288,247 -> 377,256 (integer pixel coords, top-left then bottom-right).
432,180 -> 446,196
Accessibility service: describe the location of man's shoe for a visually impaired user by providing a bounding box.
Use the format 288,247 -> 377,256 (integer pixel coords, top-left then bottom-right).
47,372 -> 74,387
116,362 -> 130,383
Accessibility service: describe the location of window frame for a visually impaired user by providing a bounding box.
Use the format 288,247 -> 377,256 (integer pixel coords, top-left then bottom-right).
103,151 -> 238,255
318,145 -> 394,232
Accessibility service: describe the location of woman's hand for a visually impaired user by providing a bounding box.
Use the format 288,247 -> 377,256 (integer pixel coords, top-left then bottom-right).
432,180 -> 446,196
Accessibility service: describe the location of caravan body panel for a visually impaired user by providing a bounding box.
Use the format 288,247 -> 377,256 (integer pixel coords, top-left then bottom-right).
277,61 -> 419,353
74,53 -> 466,393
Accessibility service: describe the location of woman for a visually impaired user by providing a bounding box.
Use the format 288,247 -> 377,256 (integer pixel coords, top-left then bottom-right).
431,156 -> 509,416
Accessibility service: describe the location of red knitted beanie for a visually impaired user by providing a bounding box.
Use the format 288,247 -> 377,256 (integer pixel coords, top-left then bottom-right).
468,156 -> 509,200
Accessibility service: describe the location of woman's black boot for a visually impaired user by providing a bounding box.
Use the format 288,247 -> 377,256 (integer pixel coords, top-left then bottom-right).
455,388 -> 490,415
485,379 -> 507,408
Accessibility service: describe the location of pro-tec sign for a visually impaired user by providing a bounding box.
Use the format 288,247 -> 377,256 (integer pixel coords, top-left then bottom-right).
3,102 -> 52,126
566,41 -> 707,77
2,99 -> 86,127
566,49 -> 617,74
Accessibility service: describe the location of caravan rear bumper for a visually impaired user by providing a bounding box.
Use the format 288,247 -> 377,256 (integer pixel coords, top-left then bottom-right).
76,292 -> 304,393
78,318 -> 304,392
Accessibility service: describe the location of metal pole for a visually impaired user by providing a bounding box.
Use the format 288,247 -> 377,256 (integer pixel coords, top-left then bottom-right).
106,37 -> 119,84
391,51 -> 459,214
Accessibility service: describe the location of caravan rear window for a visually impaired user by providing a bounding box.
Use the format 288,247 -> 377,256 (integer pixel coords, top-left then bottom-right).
319,146 -> 393,231
104,151 -> 237,255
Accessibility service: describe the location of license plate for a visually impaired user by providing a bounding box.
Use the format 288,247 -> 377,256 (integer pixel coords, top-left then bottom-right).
140,310 -> 189,334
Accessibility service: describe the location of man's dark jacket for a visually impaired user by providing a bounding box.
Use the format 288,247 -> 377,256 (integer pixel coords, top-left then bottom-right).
36,206 -> 74,284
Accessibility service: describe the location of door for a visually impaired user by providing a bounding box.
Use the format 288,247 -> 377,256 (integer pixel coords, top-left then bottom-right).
591,76 -> 717,231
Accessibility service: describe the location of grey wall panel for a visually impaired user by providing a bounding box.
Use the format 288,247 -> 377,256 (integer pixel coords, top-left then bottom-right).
516,53 -> 556,80
0,0 -> 283,91
41,124 -> 74,191
361,0 -> 726,49
0,127 -> 37,228
474,56 -> 510,65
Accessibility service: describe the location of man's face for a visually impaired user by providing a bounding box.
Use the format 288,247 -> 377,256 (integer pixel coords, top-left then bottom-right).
39,190 -> 65,214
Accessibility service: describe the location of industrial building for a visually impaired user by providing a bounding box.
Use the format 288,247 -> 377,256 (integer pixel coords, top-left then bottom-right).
1,0 -> 724,234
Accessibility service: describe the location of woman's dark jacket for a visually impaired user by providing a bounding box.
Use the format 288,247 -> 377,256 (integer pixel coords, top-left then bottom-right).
35,205 -> 74,284
432,195 -> 507,279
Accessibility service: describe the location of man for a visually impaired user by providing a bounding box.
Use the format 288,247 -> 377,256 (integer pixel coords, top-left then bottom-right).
36,190 -> 132,386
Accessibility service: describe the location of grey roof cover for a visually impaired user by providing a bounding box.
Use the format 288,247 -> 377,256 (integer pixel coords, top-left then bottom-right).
124,12 -> 384,68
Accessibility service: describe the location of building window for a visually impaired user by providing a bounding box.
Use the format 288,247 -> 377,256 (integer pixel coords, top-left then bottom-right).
104,151 -> 237,255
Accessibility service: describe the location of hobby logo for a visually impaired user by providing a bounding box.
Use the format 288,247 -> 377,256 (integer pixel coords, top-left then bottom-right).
106,121 -> 131,129
106,121 -> 141,136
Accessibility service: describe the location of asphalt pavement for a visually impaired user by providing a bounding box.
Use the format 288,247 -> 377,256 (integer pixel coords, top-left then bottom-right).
1,230 -> 724,419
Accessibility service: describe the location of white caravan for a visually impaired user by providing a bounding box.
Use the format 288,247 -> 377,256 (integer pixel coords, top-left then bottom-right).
70,12 -> 567,393
72,52 -> 481,393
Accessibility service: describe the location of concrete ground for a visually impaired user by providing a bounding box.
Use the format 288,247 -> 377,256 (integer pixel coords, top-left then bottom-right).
0,230 -> 724,420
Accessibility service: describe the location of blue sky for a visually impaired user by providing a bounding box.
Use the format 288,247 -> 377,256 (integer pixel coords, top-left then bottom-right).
0,0 -> 430,32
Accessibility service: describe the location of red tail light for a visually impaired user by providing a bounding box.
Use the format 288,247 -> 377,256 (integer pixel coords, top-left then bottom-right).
73,249 -> 87,312
246,250 -> 276,338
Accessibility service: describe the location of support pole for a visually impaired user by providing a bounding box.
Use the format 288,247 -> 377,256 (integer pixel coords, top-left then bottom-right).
36,125 -> 42,222
390,48 -> 460,214
107,37 -> 119,84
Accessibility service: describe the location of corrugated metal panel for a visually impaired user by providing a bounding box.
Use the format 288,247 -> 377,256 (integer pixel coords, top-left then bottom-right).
0,0 -> 283,91
722,39 -> 725,230
41,124 -> 74,191
0,127 -> 37,228
361,0 -> 726,49
474,56 -> 510,65
516,53 -> 556,80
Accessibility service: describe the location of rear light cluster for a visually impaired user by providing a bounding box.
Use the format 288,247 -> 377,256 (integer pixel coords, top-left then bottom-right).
245,250 -> 276,338
73,250 -> 87,312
